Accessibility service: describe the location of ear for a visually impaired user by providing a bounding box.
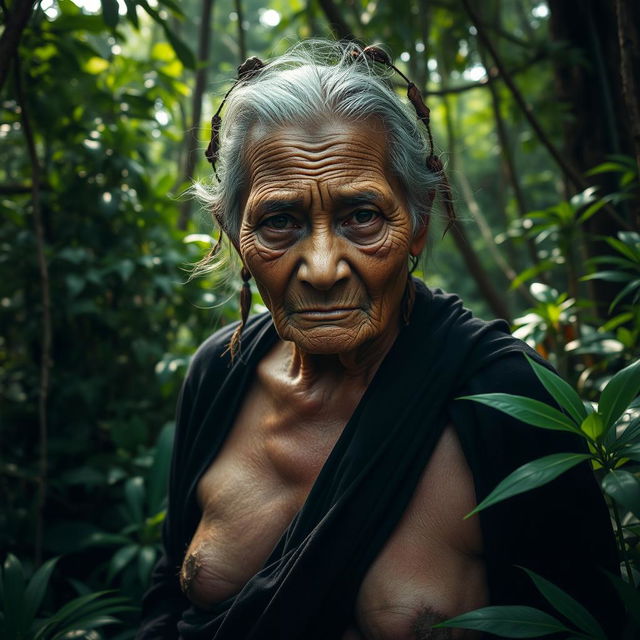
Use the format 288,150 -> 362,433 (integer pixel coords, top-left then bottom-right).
410,214 -> 430,256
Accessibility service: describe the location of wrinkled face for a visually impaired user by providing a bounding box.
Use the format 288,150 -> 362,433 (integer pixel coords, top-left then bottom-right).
237,119 -> 427,356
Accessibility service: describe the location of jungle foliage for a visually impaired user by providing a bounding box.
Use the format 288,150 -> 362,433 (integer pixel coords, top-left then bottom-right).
1,0 -> 639,637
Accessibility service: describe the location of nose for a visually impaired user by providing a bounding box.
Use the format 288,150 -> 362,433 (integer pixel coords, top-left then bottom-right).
296,230 -> 351,291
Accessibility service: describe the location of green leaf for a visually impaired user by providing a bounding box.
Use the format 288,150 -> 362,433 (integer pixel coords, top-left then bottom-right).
22,557 -> 59,631
123,0 -> 139,27
146,422 -> 174,516
519,568 -> 606,639
162,24 -> 195,69
457,393 -> 581,434
601,470 -> 640,518
581,412 -> 604,440
2,554 -> 26,639
138,546 -> 157,586
509,261 -> 554,290
466,453 -> 591,517
617,442 -> 640,462
606,236 -> 640,262
125,476 -> 145,523
107,545 -> 138,582
581,270 -> 634,283
434,605 -> 569,637
101,0 -> 119,28
609,278 -> 640,312
524,355 -> 585,425
600,359 -> 640,430
83,56 -> 110,75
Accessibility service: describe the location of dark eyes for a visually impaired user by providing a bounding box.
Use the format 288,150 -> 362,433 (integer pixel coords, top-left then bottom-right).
344,209 -> 379,226
261,214 -> 301,230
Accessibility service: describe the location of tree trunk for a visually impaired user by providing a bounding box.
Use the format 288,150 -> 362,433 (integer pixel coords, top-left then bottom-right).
178,0 -> 215,230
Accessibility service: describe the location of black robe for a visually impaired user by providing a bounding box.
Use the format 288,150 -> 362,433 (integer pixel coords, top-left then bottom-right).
138,282 -> 621,639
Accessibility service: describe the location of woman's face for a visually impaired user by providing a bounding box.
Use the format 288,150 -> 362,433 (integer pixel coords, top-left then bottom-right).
237,119 -> 428,356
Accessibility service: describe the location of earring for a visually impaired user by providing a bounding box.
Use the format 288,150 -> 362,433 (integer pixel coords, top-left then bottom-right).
409,253 -> 419,274
228,266 -> 252,358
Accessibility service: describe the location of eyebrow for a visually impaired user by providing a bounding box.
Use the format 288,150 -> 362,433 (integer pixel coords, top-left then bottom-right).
250,190 -> 386,218
253,198 -> 305,217
333,191 -> 384,208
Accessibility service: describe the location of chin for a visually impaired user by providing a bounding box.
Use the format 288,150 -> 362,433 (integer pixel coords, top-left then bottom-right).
280,324 -> 374,355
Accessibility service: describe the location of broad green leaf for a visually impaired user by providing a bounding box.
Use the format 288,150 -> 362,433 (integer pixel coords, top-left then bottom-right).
601,470 -> 640,518
107,545 -> 138,582
466,453 -> 591,517
83,56 -> 110,74
138,546 -> 157,586
581,412 -> 604,440
125,476 -> 145,523
606,235 -> 640,262
2,553 -> 26,638
519,568 -> 606,639
146,422 -> 174,516
434,605 -> 569,637
524,355 -> 585,425
22,557 -> 59,631
600,359 -> 640,430
101,0 -> 119,28
509,260 -> 554,290
457,393 -> 581,434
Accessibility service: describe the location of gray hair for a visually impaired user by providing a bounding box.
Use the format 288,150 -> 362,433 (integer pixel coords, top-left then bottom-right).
195,40 -> 440,250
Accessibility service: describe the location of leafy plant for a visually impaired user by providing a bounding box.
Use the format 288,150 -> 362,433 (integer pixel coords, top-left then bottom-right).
440,355 -> 640,637
0,554 -> 133,640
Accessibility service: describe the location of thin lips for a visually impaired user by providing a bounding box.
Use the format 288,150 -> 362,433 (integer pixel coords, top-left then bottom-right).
297,307 -> 358,313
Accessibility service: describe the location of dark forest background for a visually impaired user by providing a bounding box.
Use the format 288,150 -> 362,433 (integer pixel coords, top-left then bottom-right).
1,0 -> 639,637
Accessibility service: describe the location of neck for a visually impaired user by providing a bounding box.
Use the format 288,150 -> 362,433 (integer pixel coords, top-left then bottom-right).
285,318 -> 401,389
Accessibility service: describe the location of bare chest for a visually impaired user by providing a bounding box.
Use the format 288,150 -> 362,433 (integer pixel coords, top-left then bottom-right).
181,385 -> 487,638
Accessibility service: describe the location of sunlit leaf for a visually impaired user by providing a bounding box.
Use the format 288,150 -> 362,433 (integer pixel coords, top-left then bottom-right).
434,605 -> 569,637
466,453 -> 591,517
524,355 -> 585,425
84,56 -> 110,74
600,359 -> 640,430
581,412 -> 604,440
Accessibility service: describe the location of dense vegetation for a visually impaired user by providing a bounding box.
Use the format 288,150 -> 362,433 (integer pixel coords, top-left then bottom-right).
1,0 -> 639,637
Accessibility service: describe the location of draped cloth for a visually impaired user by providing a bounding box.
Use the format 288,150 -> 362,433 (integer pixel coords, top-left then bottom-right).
138,281 -> 621,639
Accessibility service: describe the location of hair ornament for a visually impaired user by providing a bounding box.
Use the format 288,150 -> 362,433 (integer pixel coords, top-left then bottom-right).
205,56 -> 266,180
354,45 -> 455,234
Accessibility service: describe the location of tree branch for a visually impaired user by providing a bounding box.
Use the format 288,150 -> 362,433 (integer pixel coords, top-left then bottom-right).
614,0 -> 640,176
178,0 -> 215,230
317,0 -> 354,40
461,0 -> 587,192
15,56 -> 51,567
0,0 -> 37,94
234,0 -> 246,62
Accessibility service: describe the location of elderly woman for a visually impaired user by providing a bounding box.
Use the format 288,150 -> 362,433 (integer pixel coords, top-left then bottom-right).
139,42 -> 618,640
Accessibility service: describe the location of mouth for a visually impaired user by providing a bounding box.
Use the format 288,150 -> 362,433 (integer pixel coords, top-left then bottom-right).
294,307 -> 360,320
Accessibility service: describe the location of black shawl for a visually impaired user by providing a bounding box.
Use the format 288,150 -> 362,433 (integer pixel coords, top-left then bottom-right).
138,282 -> 621,639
